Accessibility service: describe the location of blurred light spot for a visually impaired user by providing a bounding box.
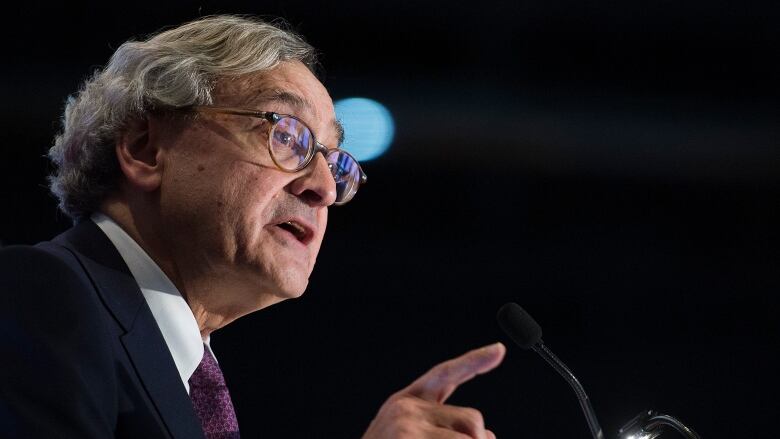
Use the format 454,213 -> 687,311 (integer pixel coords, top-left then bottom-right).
334,97 -> 394,161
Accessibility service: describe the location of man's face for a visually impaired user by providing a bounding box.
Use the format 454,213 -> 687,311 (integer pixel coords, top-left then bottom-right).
156,61 -> 340,310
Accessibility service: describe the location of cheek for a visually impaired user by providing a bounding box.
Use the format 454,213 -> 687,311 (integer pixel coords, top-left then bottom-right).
224,166 -> 288,238
166,160 -> 262,234
231,170 -> 280,213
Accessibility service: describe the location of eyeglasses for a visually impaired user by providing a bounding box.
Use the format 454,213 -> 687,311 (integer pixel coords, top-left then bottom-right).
191,105 -> 367,205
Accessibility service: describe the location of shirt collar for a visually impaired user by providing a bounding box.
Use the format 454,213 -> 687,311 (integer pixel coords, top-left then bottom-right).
91,212 -> 207,393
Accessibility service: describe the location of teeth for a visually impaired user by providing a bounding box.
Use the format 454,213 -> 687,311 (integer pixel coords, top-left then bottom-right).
283,221 -> 306,238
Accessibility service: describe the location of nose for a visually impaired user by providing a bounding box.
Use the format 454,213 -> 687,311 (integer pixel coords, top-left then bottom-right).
288,152 -> 337,207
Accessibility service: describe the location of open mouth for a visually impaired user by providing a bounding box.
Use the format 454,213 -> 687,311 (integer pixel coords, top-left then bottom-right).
276,220 -> 309,243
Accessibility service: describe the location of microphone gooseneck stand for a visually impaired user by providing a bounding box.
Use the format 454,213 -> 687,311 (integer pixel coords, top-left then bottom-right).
497,302 -> 700,439
532,341 -> 604,439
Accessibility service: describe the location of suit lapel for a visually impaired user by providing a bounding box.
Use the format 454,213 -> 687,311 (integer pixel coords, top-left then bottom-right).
54,221 -> 205,439
121,316 -> 206,439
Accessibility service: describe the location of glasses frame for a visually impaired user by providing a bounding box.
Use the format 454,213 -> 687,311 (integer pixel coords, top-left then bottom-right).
189,105 -> 367,205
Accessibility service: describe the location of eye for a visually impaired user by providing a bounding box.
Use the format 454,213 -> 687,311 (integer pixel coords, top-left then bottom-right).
274,130 -> 293,145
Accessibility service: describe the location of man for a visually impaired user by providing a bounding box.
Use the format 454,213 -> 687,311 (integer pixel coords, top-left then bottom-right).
0,15 -> 505,438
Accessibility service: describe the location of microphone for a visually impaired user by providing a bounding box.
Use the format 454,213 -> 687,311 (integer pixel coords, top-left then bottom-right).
497,302 -> 604,439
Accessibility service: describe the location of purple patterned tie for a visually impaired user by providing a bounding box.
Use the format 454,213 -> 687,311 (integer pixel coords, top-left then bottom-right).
188,347 -> 240,439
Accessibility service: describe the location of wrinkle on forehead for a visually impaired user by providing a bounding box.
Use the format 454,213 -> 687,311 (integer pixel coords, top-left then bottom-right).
216,70 -> 345,147
248,89 -> 345,147
249,89 -> 308,111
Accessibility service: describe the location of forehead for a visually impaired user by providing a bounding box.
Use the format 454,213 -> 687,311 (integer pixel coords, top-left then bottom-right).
213,61 -> 344,146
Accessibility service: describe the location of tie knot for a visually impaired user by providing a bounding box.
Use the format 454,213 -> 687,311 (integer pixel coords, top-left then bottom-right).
189,348 -> 227,389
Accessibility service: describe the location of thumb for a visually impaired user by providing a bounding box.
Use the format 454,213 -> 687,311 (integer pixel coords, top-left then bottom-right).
402,342 -> 506,403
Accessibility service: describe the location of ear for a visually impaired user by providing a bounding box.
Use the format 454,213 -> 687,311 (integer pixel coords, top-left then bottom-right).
115,116 -> 165,192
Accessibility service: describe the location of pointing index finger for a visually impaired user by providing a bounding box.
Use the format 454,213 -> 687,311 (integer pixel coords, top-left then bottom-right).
403,342 -> 506,403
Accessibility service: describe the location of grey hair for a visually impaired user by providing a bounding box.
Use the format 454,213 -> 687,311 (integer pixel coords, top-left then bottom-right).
48,15 -> 318,219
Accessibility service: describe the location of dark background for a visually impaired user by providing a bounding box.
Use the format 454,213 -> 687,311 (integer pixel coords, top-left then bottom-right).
3,1 -> 778,437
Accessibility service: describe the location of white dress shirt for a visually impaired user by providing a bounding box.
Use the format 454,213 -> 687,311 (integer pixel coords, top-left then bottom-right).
92,212 -> 212,394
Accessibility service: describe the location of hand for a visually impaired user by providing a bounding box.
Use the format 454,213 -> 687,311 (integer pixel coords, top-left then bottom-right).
361,342 -> 506,439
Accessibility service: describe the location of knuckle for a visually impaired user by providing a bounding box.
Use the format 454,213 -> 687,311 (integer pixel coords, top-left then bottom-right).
385,396 -> 417,420
460,407 -> 485,429
465,407 -> 484,425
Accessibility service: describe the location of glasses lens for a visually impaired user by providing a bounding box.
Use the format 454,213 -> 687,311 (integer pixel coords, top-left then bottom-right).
326,150 -> 361,204
269,116 -> 313,171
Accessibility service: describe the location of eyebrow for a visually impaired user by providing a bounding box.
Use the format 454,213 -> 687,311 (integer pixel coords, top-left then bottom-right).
332,119 -> 345,147
249,89 -> 345,146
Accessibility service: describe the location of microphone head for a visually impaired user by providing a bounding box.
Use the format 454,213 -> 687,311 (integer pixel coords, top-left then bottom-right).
497,302 -> 543,349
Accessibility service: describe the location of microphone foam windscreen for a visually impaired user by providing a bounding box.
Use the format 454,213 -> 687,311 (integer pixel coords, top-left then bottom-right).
497,302 -> 543,349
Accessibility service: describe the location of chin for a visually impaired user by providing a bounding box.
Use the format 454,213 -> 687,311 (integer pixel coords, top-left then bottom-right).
241,283 -> 306,313
257,270 -> 310,303
277,279 -> 309,300
273,263 -> 313,297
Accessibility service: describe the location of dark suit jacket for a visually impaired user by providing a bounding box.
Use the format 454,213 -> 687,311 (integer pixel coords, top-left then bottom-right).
0,220 -> 206,438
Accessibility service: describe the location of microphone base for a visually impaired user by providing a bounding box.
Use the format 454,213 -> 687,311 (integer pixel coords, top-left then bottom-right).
618,409 -> 701,439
